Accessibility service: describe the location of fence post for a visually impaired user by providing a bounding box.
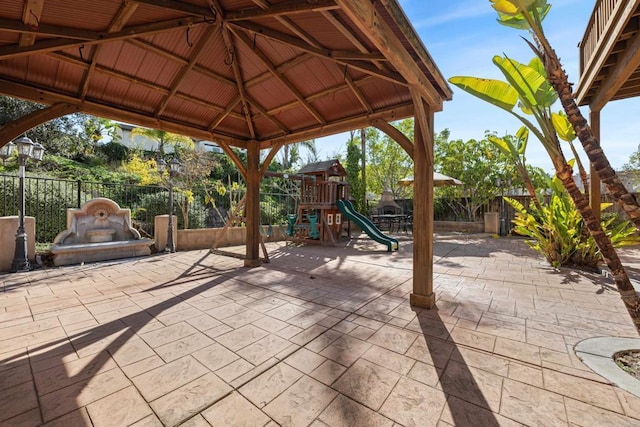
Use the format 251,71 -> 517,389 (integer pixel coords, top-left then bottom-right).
77,180 -> 81,207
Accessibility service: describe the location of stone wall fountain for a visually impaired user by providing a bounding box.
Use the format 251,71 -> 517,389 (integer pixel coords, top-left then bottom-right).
50,198 -> 152,266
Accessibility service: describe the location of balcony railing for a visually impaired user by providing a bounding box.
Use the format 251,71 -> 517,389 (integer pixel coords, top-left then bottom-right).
579,0 -> 628,74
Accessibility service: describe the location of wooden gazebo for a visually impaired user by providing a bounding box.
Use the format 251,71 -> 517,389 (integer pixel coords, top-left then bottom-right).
0,0 -> 452,309
576,0 -> 640,211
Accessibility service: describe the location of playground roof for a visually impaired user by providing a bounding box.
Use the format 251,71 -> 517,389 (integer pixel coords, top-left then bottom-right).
0,0 -> 452,151
297,159 -> 345,177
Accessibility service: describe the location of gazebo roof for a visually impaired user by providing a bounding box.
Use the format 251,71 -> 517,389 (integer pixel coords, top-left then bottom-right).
0,0 -> 452,150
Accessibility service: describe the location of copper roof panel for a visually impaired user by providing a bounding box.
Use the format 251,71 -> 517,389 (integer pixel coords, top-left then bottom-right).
247,79 -> 296,111
42,0 -> 122,30
284,58 -> 343,97
314,92 -> 364,122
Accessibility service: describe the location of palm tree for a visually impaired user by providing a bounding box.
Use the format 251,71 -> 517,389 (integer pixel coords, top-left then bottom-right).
491,0 -> 640,231
280,139 -> 316,169
450,54 -> 640,332
131,128 -> 193,156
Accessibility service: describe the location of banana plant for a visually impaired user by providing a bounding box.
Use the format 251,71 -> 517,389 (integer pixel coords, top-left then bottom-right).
490,0 -> 640,232
487,126 -> 542,210
552,111 -> 589,196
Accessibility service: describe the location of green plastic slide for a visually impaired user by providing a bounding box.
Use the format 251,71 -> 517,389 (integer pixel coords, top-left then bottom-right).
336,200 -> 399,252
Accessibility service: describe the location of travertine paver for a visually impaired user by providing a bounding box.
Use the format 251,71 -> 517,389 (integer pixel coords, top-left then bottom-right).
0,236 -> 639,426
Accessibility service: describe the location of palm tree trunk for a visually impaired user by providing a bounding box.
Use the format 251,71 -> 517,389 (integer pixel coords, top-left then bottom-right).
555,163 -> 640,333
542,47 -> 640,231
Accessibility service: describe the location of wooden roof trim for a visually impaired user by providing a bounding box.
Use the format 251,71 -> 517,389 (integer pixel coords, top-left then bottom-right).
379,0 -> 452,100
588,29 -> 640,111
229,21 -> 407,86
222,27 -> 256,139
0,78 -> 248,148
0,16 -> 210,60
156,26 -> 219,117
336,0 -> 443,110
226,0 -> 339,22
259,101 -> 414,148
19,0 -> 44,47
231,27 -> 326,125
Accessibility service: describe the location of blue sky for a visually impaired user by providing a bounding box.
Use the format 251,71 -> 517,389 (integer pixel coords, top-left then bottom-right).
315,0 -> 639,174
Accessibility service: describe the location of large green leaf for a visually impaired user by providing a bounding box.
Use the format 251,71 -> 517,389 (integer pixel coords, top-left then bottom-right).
493,56 -> 551,110
515,125 -> 529,155
491,0 -> 551,30
551,111 -> 576,142
448,76 -> 518,112
488,135 -> 517,158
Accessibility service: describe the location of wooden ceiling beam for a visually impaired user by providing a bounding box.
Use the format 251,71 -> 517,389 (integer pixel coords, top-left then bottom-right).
156,26 -> 219,117
245,53 -> 310,89
0,78 -> 248,148
226,0 -> 338,22
266,75 -> 376,116
128,39 -> 236,87
259,102 -> 414,149
130,0 -> 218,19
230,21 -> 406,86
232,27 -> 326,125
208,98 -> 241,132
222,28 -> 256,139
19,0 -> 44,47
0,16 -> 209,60
80,1 -> 139,100
336,0 -> 442,110
589,29 -> 640,111
245,95 -> 289,135
344,69 -> 372,114
321,10 -> 386,71
0,16 -> 101,40
51,51 -> 245,121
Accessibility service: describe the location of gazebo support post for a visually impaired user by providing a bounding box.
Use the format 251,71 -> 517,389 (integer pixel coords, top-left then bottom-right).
410,89 -> 436,308
244,143 -> 262,267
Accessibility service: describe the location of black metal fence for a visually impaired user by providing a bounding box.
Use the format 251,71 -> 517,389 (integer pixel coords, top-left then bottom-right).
0,174 -> 296,245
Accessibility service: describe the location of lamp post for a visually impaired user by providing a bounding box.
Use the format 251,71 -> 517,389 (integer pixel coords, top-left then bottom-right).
158,157 -> 181,253
10,136 -> 44,272
0,141 -> 15,165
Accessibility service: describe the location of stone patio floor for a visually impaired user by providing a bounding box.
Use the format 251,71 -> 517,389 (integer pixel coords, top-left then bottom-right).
1,234 -> 639,426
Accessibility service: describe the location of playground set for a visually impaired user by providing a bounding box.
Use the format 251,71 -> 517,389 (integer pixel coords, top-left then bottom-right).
285,160 -> 398,252
210,159 -> 398,257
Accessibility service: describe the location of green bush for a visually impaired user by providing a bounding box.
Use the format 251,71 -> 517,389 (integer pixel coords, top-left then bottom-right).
136,191 -> 205,231
506,178 -> 640,270
0,176 -> 79,243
